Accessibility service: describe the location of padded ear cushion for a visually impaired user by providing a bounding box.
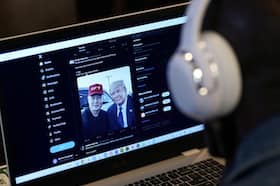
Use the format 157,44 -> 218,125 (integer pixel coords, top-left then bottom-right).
167,31 -> 242,121
201,31 -> 242,118
167,50 -> 201,120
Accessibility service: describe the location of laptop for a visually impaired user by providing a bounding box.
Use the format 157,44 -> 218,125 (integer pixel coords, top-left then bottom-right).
0,2 -> 223,186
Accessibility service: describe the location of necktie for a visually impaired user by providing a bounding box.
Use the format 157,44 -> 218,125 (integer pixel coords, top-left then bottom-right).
118,106 -> 124,128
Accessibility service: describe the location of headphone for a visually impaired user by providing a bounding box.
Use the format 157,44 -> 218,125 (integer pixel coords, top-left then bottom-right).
167,0 -> 242,122
167,0 -> 243,157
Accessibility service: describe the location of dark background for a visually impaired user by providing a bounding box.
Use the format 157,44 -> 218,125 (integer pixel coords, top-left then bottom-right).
0,0 -> 188,38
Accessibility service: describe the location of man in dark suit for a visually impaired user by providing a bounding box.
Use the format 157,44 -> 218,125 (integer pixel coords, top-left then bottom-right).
107,80 -> 136,131
81,83 -> 109,139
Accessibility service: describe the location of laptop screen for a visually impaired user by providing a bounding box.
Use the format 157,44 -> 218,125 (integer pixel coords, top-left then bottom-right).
0,3 -> 204,185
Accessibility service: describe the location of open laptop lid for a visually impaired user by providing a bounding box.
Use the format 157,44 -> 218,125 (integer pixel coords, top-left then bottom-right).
0,2 -> 205,186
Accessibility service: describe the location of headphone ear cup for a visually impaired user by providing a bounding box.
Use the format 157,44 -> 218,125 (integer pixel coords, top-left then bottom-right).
167,51 -> 202,120
200,31 -> 242,118
167,31 -> 242,121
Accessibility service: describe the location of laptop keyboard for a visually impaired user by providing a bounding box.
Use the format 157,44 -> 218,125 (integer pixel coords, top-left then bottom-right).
125,159 -> 224,186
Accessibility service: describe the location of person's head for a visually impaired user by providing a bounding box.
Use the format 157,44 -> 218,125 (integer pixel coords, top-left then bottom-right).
109,80 -> 127,106
87,84 -> 103,115
213,0 -> 280,138
167,0 -> 280,156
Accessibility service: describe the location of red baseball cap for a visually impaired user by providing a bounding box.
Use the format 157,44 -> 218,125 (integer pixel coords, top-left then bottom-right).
88,83 -> 103,96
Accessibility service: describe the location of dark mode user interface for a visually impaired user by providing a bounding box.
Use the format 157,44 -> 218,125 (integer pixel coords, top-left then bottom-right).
0,16 -> 203,184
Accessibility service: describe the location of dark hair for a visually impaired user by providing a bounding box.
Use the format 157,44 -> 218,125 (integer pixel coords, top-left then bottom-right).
206,0 -> 280,139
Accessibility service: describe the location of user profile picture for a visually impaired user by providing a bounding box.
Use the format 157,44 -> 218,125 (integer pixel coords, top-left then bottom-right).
139,98 -> 144,103
52,159 -> 58,164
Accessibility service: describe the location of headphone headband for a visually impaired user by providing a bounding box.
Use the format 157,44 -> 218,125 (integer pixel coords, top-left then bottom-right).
179,0 -> 211,50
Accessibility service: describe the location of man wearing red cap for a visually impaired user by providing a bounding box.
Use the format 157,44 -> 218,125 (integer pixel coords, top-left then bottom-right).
81,83 -> 109,139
